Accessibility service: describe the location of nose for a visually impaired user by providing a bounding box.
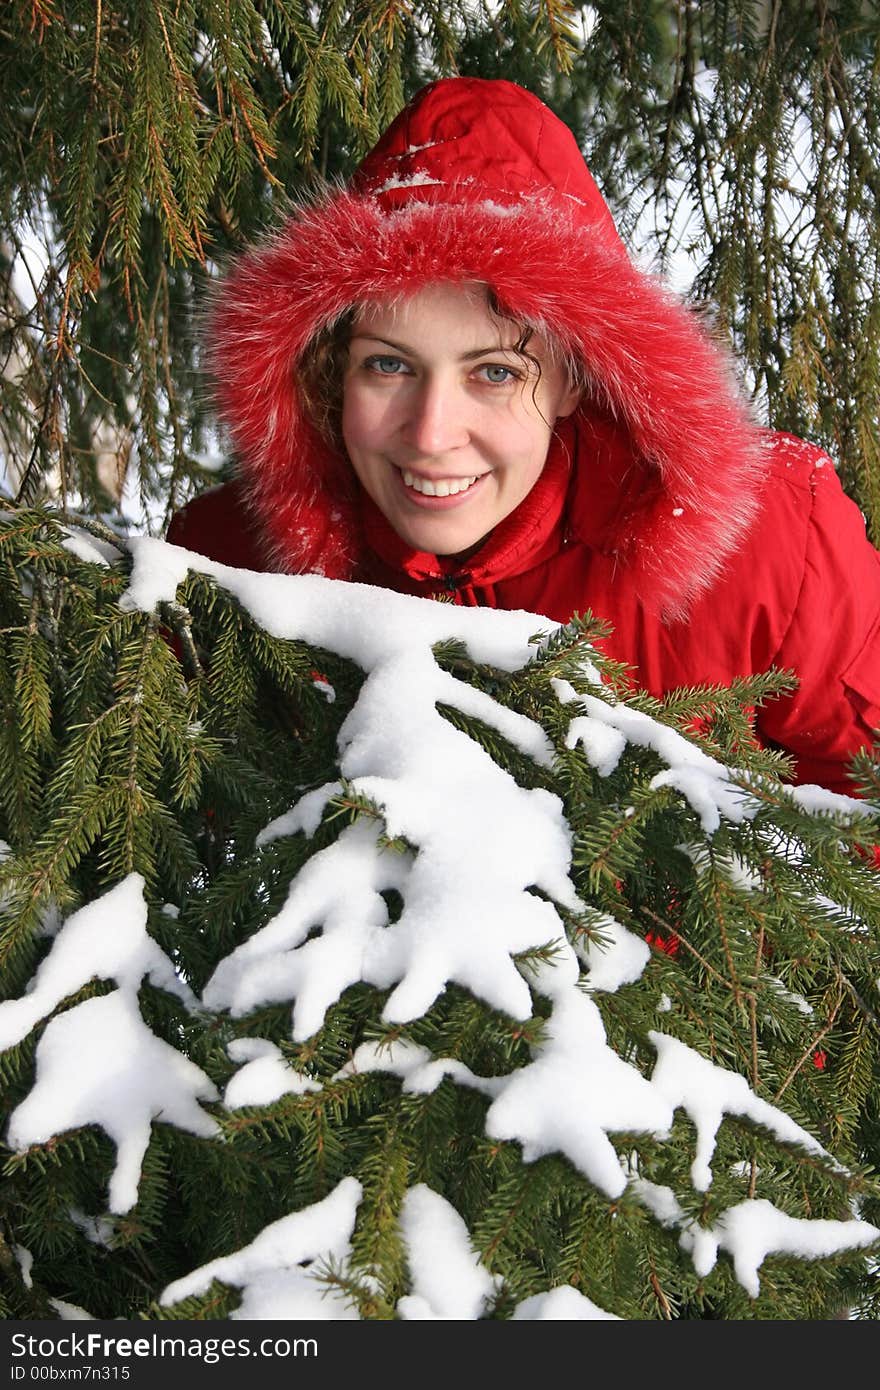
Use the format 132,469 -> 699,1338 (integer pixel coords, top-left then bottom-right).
400,375 -> 470,456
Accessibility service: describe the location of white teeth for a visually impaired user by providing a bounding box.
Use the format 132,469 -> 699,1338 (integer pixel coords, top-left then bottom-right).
402,471 -> 478,497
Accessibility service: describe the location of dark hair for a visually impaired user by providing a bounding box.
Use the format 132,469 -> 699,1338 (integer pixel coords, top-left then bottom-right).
295,284 -> 585,447
484,288 -> 586,425
297,309 -> 357,449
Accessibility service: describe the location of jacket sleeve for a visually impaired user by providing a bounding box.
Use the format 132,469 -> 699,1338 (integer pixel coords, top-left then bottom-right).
755,442 -> 880,795
165,480 -> 268,572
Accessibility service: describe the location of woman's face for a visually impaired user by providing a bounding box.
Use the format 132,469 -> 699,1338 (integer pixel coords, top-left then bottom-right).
341,283 -> 580,559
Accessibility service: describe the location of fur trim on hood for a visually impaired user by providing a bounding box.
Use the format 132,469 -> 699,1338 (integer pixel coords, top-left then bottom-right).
206,77 -> 764,616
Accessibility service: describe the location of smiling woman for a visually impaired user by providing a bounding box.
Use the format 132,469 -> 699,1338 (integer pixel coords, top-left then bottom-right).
341,285 -> 581,560
168,75 -> 880,795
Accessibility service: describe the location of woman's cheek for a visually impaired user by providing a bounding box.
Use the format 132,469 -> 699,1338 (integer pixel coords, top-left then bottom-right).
341,389 -> 370,459
343,383 -> 393,456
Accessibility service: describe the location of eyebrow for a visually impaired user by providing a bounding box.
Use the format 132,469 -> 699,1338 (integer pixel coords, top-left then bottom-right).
350,332 -> 523,361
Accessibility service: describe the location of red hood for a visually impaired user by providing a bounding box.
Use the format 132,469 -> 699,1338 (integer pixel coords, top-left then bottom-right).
207,77 -> 764,617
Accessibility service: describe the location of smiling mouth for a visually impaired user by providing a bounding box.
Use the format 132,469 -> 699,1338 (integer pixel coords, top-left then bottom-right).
400,470 -> 481,498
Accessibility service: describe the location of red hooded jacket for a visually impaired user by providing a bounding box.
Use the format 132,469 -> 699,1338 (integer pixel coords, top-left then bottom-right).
168,78 -> 880,795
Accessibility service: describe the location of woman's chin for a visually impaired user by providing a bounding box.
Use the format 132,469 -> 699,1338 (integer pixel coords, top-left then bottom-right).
395,518 -> 488,558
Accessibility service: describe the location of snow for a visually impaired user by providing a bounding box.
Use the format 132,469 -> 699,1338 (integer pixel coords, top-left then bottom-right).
157,1165 -> 874,1317
396,1186 -> 499,1319
160,1177 -> 363,1319
648,1031 -> 826,1191
205,818 -> 418,1040
630,1180 -> 877,1294
574,913 -> 652,992
160,1179 -> 499,1321
48,1299 -> 94,1320
564,711 -> 627,777
791,783 -> 876,819
69,1208 -> 115,1247
555,674 -> 872,834
14,1244 -> 33,1288
512,1286 -> 620,1319
767,978 -> 813,1016
483,970 -> 673,1198
257,780 -> 342,843
312,676 -> 335,702
126,543 -> 880,1284
552,676 -> 761,831
341,999 -> 766,1210
121,539 -> 549,671
59,525 -> 122,568
1,875 -> 217,1212
0,874 -> 196,1052
374,172 -> 444,194
339,1037 -> 503,1098
159,547 -> 579,1037
6,989 -> 219,1213
223,1039 -> 322,1108
556,678 -> 772,828
709,1200 -> 879,1299
3,540 -> 877,1311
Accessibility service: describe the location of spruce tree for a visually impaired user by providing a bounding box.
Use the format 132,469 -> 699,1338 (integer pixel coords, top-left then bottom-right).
3,0 -> 880,1328
1,513 -> 879,1321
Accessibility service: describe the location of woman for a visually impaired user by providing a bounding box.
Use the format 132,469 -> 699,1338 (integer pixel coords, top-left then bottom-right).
169,76 -> 880,795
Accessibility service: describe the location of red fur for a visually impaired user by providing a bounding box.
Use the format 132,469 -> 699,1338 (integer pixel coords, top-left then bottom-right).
206,79 -> 764,616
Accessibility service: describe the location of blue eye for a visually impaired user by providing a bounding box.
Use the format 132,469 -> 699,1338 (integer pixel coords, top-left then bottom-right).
366,355 -> 407,375
480,364 -> 516,384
